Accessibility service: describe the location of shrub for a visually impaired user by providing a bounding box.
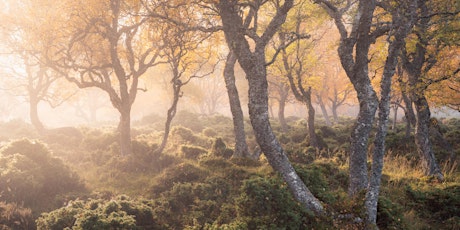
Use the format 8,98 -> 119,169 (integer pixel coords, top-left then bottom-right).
376,196 -> 405,229
151,163 -> 207,194
152,182 -> 222,228
181,145 -> 208,159
36,195 -> 162,230
171,126 -> 197,144
81,129 -> 118,151
202,127 -> 218,137
405,185 -> 460,222
172,110 -> 205,132
232,176 -> 315,229
0,139 -> 84,212
0,202 -> 34,230
0,119 -> 38,141
211,138 -> 233,159
43,127 -> 83,148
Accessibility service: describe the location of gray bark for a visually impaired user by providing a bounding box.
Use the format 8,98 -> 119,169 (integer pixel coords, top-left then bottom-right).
317,0 -> 379,196
398,76 -> 416,138
414,96 -> 444,180
365,2 -> 416,226
391,104 -> 398,130
331,100 -> 339,123
218,0 -> 324,215
401,0 -> 444,181
223,50 -> 250,158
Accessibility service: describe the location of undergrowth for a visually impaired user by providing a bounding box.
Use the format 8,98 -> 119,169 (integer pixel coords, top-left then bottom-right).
0,115 -> 458,229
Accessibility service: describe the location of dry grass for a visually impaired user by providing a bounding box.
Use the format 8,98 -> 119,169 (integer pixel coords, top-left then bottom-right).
382,151 -> 425,183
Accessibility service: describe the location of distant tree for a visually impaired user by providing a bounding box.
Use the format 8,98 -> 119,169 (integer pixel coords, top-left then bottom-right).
70,88 -> 112,124
146,0 -> 252,158
268,79 -> 291,132
151,19 -> 216,155
50,0 -> 163,156
278,31 -> 320,148
1,0 -> 74,132
185,74 -> 227,116
326,65 -> 354,124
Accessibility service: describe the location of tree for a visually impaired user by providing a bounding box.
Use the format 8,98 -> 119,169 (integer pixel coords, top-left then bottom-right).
326,64 -> 354,124
50,0 -> 163,156
216,0 -> 324,214
279,33 -> 320,148
268,78 -> 291,132
364,1 -> 417,226
223,49 -> 251,157
152,20 -> 216,155
315,0 -> 380,196
1,0 -> 74,132
186,75 -> 227,115
400,0 -> 459,180
316,1 -> 419,227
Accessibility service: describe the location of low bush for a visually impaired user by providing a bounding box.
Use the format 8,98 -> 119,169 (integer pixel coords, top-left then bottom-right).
0,139 -> 84,213
405,185 -> 460,222
0,202 -> 34,230
210,137 -> 233,159
232,176 -> 317,229
181,145 -> 208,159
36,195 -> 163,230
151,163 -> 208,194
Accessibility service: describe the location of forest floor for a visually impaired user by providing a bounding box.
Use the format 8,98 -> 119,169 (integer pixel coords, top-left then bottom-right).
0,111 -> 459,229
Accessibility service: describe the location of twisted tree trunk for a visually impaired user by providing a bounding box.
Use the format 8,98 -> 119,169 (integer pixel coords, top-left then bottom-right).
218,0 -> 324,214
223,50 -> 250,158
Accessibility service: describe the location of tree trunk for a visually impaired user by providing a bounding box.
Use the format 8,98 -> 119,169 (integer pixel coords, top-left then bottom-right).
317,0 -> 378,197
155,77 -> 182,155
223,50 -> 250,158
348,83 -> 378,196
331,102 -> 339,124
245,56 -> 323,214
404,109 -> 412,138
391,104 -> 398,130
306,89 -> 319,148
218,0 -> 324,215
118,104 -> 132,156
278,92 -> 289,132
29,97 -> 44,133
400,89 -> 414,138
413,95 -> 444,181
317,94 -> 331,126
365,4 -> 416,225
402,90 -> 416,126
342,0 -> 379,197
